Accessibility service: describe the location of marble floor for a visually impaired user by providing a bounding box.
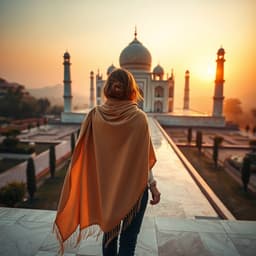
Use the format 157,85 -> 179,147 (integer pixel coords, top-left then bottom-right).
0,118 -> 255,255
0,208 -> 256,256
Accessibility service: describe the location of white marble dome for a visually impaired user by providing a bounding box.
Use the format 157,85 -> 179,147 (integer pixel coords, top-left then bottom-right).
153,64 -> 164,75
119,36 -> 152,72
107,64 -> 116,75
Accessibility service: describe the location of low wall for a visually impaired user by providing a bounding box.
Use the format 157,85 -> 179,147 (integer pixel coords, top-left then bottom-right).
0,141 -> 71,189
155,114 -> 226,127
61,112 -> 86,123
61,110 -> 226,128
0,152 -> 36,160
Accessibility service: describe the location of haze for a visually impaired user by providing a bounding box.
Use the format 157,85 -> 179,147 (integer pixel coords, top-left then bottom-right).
0,0 -> 255,113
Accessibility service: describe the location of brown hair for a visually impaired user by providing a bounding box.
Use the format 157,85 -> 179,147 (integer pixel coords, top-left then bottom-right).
104,68 -> 143,102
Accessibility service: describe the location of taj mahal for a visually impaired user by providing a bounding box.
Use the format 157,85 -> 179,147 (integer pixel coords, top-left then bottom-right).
61,31 -> 226,127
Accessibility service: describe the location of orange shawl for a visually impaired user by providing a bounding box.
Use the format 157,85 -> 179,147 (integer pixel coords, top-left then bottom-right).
54,99 -> 156,252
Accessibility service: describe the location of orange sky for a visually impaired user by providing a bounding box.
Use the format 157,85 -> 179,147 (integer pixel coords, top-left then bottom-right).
0,0 -> 255,113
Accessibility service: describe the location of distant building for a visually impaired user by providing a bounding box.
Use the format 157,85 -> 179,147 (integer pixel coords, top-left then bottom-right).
96,31 -> 174,113
62,31 -> 226,127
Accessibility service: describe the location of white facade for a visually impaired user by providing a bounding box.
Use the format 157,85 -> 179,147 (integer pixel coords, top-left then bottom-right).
96,33 -> 174,113
61,34 -> 226,127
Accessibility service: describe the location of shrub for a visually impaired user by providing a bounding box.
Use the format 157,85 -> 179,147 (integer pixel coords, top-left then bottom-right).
213,136 -> 223,168
49,145 -> 56,178
187,127 -> 192,144
0,182 -> 26,207
71,133 -> 76,153
2,137 -> 19,147
26,157 -> 37,200
196,131 -> 203,152
241,155 -> 251,192
77,129 -> 80,139
249,140 -> 256,151
1,128 -> 20,138
0,142 -> 35,154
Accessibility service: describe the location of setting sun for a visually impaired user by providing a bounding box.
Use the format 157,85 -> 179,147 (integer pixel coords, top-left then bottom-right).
0,0 -> 255,112
193,57 -> 216,83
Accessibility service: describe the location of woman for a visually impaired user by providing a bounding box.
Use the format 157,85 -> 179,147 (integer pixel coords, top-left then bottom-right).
54,68 -> 161,255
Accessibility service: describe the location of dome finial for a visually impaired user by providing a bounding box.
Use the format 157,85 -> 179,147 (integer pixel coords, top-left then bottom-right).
134,25 -> 137,39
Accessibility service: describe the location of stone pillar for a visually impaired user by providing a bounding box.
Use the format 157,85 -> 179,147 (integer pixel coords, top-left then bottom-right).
213,47 -> 225,117
89,71 -> 95,108
183,70 -> 190,110
63,52 -> 72,113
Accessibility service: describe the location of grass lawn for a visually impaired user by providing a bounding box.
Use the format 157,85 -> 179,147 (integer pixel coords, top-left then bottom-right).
19,142 -> 57,155
0,159 -> 24,174
17,161 -> 69,210
0,143 -> 58,174
179,147 -> 256,220
34,142 -> 57,155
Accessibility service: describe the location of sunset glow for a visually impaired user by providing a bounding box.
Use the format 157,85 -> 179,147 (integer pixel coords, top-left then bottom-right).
0,0 -> 255,112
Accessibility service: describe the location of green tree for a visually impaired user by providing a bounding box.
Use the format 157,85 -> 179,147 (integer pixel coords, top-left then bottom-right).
187,127 -> 192,144
224,98 -> 243,123
1,129 -> 20,149
71,133 -> 76,154
251,108 -> 256,120
0,82 -> 51,118
241,155 -> 251,192
26,157 -> 37,200
49,145 -> 56,178
213,136 -> 223,168
48,105 -> 64,115
0,182 -> 26,207
1,128 -> 20,138
77,129 -> 80,139
245,124 -> 250,133
0,87 -> 23,118
196,131 -> 203,152
37,98 -> 50,115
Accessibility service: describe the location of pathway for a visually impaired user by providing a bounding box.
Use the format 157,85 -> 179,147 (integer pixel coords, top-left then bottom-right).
0,118 -> 255,255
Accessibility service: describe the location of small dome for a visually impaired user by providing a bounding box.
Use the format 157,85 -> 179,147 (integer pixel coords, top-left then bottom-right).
63,51 -> 70,58
119,35 -> 152,71
153,64 -> 164,75
217,47 -> 225,55
107,64 -> 116,75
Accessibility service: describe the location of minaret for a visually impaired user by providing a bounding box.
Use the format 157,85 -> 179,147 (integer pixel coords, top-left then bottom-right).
183,70 -> 190,110
89,71 -> 95,108
213,47 -> 225,117
63,51 -> 72,112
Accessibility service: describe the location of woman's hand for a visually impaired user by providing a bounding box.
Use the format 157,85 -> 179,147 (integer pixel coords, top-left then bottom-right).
149,183 -> 161,205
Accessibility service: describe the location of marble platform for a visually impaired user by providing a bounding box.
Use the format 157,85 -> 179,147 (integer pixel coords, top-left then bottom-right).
0,208 -> 255,256
0,117 -> 255,255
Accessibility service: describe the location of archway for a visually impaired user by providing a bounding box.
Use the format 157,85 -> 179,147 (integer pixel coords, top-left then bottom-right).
138,88 -> 144,110
154,100 -> 163,112
155,86 -> 164,97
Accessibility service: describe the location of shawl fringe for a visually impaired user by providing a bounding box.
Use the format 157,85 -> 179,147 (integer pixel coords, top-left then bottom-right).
53,223 -> 102,255
104,188 -> 144,248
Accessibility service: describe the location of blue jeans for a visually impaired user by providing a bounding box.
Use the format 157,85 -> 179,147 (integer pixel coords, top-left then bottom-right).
102,187 -> 148,256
